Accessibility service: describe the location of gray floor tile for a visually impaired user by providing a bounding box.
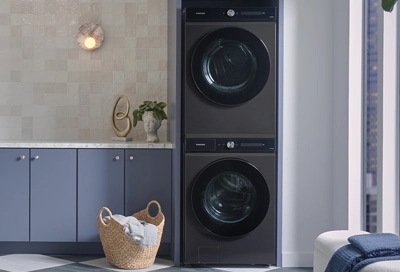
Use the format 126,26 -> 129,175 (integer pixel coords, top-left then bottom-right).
156,267 -> 221,271
0,254 -> 313,272
274,268 -> 312,272
49,255 -> 105,263
32,263 -> 114,272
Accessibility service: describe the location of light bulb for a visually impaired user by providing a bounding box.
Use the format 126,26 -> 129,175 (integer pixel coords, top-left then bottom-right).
84,37 -> 96,49
77,23 -> 103,50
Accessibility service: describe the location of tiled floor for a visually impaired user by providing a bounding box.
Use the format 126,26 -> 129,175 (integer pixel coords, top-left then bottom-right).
0,254 -> 312,272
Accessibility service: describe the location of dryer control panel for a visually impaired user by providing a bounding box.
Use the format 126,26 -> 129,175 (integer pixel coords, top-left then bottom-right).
185,138 -> 275,152
185,7 -> 277,22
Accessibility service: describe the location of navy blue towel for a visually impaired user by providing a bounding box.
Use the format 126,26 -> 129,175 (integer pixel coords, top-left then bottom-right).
325,244 -> 364,272
325,233 -> 400,272
349,233 -> 400,257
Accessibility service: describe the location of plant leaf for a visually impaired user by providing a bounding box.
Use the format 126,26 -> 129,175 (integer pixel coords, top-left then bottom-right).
382,0 -> 398,12
132,109 -> 139,127
161,111 -> 168,120
157,102 -> 167,109
154,111 -> 162,120
134,100 -> 167,124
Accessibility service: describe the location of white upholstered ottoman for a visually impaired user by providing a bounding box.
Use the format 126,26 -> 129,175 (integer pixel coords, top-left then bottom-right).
313,230 -> 400,272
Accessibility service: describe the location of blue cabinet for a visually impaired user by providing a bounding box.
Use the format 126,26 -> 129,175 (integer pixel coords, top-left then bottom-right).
0,149 -> 30,241
0,147 -> 172,255
125,149 -> 172,244
30,149 -> 77,242
77,149 -> 125,242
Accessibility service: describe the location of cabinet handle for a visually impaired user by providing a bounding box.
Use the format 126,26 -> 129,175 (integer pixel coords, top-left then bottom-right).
115,155 -> 120,161
20,155 -> 25,160
34,155 -> 39,160
129,155 -> 134,160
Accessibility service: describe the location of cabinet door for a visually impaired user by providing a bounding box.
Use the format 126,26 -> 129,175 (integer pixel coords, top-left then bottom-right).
78,149 -> 124,242
125,149 -> 172,243
0,149 -> 29,241
30,149 -> 77,242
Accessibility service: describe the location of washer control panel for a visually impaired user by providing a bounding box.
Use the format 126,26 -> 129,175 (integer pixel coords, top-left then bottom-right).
185,138 -> 275,152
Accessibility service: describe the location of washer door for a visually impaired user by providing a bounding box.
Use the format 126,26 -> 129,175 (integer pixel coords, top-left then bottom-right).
191,158 -> 270,237
191,27 -> 270,106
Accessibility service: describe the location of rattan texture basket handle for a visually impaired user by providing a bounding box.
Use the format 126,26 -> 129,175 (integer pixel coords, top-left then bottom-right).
98,207 -> 113,226
146,200 -> 162,219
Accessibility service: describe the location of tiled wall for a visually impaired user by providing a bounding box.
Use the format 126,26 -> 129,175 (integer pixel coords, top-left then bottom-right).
0,0 -> 168,141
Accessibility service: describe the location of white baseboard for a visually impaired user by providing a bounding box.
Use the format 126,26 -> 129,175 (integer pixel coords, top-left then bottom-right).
282,251 -> 314,267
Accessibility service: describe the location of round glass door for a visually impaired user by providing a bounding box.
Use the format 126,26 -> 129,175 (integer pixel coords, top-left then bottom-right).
191,158 -> 270,237
191,27 -> 270,105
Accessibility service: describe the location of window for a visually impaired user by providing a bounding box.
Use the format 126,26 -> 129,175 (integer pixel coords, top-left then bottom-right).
364,0 -> 379,233
363,0 -> 399,233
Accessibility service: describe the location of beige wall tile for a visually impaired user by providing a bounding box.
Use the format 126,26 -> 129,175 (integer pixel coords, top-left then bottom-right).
0,0 -> 168,141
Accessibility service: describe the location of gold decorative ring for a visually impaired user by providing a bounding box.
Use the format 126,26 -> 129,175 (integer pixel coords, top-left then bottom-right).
112,95 -> 132,137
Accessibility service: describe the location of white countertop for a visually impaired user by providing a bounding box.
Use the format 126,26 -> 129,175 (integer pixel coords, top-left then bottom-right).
0,140 -> 173,149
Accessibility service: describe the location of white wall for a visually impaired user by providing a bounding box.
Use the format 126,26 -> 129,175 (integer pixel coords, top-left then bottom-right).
281,0 -> 349,266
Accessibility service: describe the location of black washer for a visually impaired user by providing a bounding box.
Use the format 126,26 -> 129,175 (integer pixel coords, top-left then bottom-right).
191,158 -> 270,237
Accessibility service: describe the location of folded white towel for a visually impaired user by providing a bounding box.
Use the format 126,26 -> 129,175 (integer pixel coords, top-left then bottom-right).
103,214 -> 157,247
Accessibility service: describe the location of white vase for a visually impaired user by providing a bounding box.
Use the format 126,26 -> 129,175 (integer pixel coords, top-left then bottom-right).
142,111 -> 161,142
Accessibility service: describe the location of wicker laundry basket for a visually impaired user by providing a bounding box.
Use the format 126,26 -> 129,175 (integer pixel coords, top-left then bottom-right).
97,200 -> 165,269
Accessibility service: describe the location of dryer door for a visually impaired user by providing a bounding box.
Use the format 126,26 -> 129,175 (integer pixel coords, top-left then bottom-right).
191,158 -> 270,237
191,27 -> 270,105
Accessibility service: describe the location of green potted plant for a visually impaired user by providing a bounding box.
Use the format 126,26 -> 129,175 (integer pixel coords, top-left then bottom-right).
382,0 -> 398,12
132,101 -> 168,142
132,101 -> 168,127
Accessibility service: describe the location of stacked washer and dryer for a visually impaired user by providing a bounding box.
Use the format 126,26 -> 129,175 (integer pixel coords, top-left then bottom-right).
181,1 -> 278,266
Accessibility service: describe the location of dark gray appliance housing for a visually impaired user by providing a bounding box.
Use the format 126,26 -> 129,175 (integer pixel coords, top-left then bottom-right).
182,139 -> 276,265
181,5 -> 278,266
183,7 -> 277,138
